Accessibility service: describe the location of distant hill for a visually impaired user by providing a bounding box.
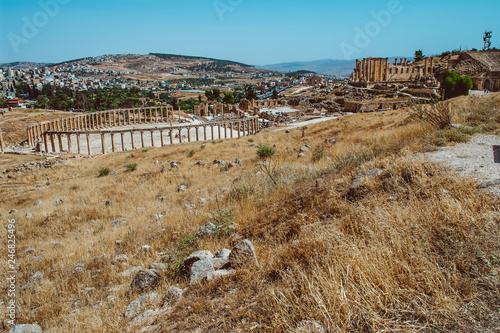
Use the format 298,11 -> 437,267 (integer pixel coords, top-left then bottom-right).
260,57 -> 413,77
0,61 -> 52,69
259,59 -> 356,77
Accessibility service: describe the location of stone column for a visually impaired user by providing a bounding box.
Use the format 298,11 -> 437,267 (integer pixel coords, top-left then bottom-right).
210,125 -> 214,141
50,134 -> 56,152
0,131 -> 4,153
67,134 -> 71,153
140,131 -> 145,148
230,123 -> 233,138
101,133 -> 106,154
111,133 -> 116,152
204,126 -> 207,141
218,124 -> 221,139
131,131 -> 135,150
86,134 -> 91,155
121,133 -> 125,151
196,126 -> 199,141
44,132 -> 49,152
150,131 -> 155,147
224,124 -> 227,138
155,108 -> 158,123
179,128 -> 183,143
188,127 -> 192,142
160,130 -> 164,147
58,134 -> 63,153
237,122 -> 241,138
169,130 -> 173,144
77,134 -> 81,155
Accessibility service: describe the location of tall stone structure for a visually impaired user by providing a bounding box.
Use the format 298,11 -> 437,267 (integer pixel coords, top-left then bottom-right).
351,57 -> 434,83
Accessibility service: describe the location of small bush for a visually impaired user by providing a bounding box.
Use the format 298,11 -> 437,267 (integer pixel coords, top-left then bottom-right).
99,168 -> 110,177
187,150 -> 195,158
409,101 -> 451,129
142,149 -> 148,153
431,128 -> 469,146
248,138 -> 254,143
200,144 -> 206,150
125,164 -> 137,171
312,147 -> 325,162
257,145 -> 275,159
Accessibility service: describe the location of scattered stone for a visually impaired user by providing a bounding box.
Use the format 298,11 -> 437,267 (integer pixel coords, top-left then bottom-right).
170,162 -> 178,169
25,212 -> 33,219
111,218 -> 127,225
8,324 -> 43,333
149,262 -> 168,272
158,196 -> 168,202
298,152 -> 305,158
55,199 -> 64,205
130,269 -> 161,293
211,249 -> 231,270
195,160 -> 207,167
119,266 -> 143,278
125,292 -> 159,318
72,263 -> 85,275
190,257 -> 215,284
295,320 -> 325,333
235,158 -> 243,165
51,241 -> 63,247
478,179 -> 500,188
24,247 -> 36,255
349,168 -> 383,191
179,250 -> 214,277
177,185 -> 187,192
133,309 -> 155,322
285,130 -> 290,133
195,222 -> 218,238
105,199 -> 115,207
8,209 -> 17,214
229,239 -> 259,268
112,254 -> 128,266
86,255 -> 111,270
33,200 -> 42,206
142,245 -> 153,253
162,286 -> 184,308
325,138 -> 337,144
20,271 -> 43,291
207,269 -> 236,282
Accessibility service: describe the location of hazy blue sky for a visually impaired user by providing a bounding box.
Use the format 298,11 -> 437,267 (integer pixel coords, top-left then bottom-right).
1,0 -> 498,65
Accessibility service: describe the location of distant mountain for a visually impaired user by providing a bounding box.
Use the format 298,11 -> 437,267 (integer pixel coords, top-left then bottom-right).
0,61 -> 53,69
259,59 -> 356,77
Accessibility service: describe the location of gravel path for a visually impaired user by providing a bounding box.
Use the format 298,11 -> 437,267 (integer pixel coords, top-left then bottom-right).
418,134 -> 500,197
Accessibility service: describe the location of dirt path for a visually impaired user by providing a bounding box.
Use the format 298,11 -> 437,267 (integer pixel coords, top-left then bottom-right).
418,134 -> 500,196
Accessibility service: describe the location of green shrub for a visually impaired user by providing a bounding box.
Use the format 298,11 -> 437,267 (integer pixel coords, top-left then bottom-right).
248,138 -> 254,143
187,149 -> 195,157
256,144 -> 275,159
99,168 -> 110,177
125,163 -> 137,171
442,70 -> 473,99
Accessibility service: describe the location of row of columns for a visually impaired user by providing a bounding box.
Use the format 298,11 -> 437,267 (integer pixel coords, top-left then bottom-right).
42,118 -> 259,155
27,106 -> 180,147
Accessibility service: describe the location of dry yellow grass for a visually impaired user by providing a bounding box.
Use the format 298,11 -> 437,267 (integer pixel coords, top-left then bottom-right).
0,95 -> 499,332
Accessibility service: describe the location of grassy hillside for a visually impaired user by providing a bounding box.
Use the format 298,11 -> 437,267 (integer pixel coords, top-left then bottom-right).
1,95 -> 499,332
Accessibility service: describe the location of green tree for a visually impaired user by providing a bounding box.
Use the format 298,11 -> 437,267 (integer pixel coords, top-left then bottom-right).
414,50 -> 425,62
442,70 -> 473,99
271,87 -> 279,99
205,89 -> 221,101
244,85 -> 258,100
222,92 -> 234,104
35,95 -> 50,109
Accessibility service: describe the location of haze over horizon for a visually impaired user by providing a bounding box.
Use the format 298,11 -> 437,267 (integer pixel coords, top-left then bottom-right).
0,0 -> 498,65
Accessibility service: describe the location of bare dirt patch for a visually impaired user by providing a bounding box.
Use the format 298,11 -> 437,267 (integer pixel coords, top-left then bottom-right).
419,134 -> 500,196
